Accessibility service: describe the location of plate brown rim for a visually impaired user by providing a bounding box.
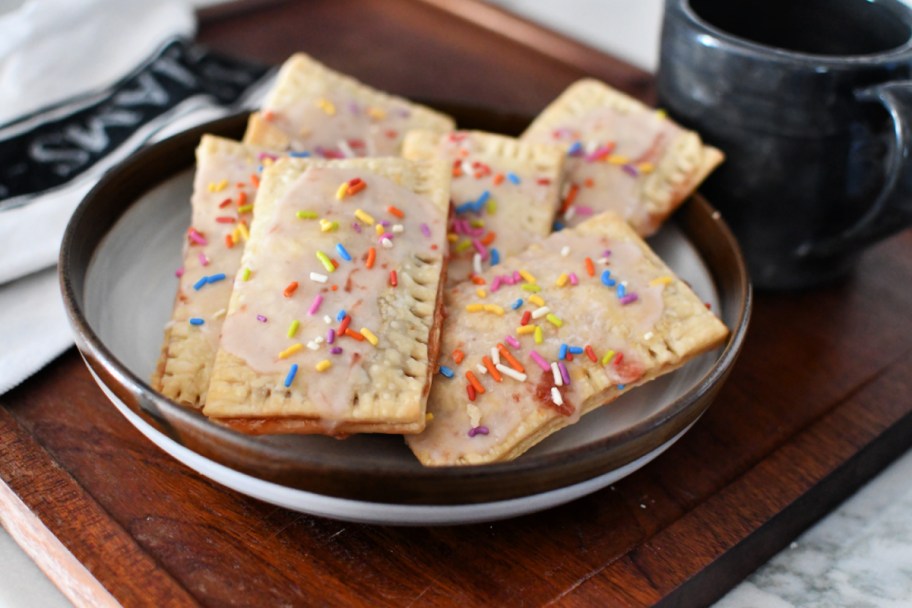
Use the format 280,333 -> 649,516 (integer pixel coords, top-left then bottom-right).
59,109 -> 752,506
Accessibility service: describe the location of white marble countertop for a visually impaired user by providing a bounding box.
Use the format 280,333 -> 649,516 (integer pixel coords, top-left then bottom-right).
2,1 -> 912,606
716,446 -> 912,607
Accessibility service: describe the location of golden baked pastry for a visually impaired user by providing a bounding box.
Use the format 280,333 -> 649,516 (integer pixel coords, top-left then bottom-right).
402,129 -> 565,286
245,53 -> 455,156
153,135 -> 264,408
407,211 -> 729,465
203,156 -> 451,436
521,79 -> 723,235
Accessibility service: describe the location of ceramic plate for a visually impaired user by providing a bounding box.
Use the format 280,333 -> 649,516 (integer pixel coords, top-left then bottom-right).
60,110 -> 751,525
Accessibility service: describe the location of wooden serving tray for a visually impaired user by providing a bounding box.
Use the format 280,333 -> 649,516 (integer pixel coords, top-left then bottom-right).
3,1 -> 912,606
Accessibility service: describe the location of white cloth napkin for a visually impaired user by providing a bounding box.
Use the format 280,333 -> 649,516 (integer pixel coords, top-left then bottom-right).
0,0 -> 274,394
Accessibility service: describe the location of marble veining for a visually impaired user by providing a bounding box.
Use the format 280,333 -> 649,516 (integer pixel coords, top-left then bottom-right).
716,447 -> 912,607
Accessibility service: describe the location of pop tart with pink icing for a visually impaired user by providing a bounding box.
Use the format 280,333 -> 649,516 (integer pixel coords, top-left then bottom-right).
406,211 -> 728,465
402,129 -> 565,286
153,135 -> 266,408
521,79 -> 723,235
244,53 -> 455,157
203,156 -> 450,436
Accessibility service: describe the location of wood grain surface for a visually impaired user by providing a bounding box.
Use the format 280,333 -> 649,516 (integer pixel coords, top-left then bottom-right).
3,1 -> 912,606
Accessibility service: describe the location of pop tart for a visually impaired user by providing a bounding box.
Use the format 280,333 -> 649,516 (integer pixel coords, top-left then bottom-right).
407,211 -> 728,465
203,156 -> 451,436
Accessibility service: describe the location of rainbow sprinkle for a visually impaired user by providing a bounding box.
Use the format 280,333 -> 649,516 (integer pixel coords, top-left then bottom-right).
317,98 -> 336,115
284,364 -> 299,387
193,273 -> 226,291
359,327 -> 379,346
278,343 -> 303,359
354,208 -> 375,225
531,306 -> 550,320
551,362 -> 563,386
335,243 -> 352,261
529,350 -> 550,372
335,182 -> 350,200
316,251 -> 335,272
307,294 -> 324,316
551,387 -> 564,406
496,364 -> 527,382
558,361 -> 571,385
287,320 -> 300,338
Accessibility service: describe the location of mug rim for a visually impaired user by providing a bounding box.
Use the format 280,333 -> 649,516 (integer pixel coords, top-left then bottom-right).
680,0 -> 912,66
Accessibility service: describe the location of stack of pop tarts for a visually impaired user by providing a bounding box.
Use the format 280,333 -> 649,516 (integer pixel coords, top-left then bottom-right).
153,53 -> 728,466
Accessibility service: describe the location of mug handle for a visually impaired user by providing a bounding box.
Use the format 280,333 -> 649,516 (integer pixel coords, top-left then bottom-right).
797,81 -> 912,258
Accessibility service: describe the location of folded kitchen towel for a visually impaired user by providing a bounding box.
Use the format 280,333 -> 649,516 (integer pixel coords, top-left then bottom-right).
0,268 -> 71,395
0,0 -> 275,394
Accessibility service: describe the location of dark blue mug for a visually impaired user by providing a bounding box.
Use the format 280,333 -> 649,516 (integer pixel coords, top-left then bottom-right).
658,0 -> 912,289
